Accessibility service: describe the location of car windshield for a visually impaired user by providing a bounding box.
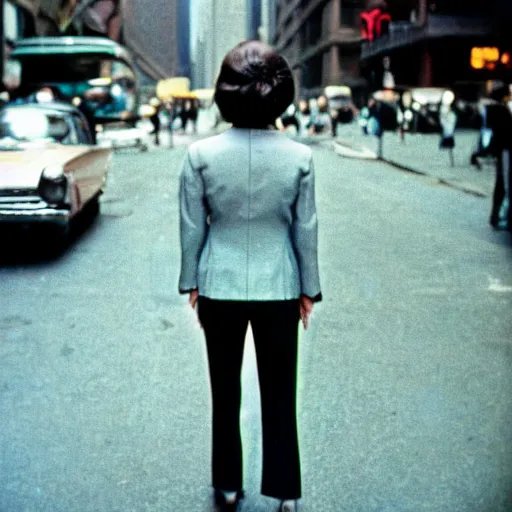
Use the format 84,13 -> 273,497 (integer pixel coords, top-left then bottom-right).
0,108 -> 66,143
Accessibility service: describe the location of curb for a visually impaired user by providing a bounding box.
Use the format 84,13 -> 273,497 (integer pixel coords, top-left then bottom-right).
380,157 -> 488,198
333,140 -> 377,160
332,140 -> 488,198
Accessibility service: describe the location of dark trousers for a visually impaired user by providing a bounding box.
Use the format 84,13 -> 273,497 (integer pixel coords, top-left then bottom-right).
197,297 -> 302,500
490,149 -> 511,230
150,116 -> 160,145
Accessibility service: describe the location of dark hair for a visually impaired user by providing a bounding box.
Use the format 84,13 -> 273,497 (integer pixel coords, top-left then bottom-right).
214,40 -> 295,128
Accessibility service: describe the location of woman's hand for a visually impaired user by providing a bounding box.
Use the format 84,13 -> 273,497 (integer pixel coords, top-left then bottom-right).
189,289 -> 199,309
189,289 -> 202,329
299,295 -> 314,329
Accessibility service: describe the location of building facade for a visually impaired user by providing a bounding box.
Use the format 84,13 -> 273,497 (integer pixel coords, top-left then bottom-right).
247,0 -> 262,40
4,1 -> 190,83
273,0 -> 367,103
191,0 -> 248,89
360,0 -> 512,98
2,1 -> 37,92
261,0 -> 278,44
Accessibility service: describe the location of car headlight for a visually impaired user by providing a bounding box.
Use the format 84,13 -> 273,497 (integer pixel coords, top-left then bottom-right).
38,164 -> 69,205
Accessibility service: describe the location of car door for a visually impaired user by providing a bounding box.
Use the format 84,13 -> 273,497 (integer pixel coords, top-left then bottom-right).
66,111 -> 111,209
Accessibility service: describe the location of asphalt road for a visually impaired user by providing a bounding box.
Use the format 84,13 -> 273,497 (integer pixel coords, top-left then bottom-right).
1,136 -> 511,512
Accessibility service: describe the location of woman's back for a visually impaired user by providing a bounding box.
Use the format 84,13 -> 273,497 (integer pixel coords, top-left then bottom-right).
180,127 -> 319,301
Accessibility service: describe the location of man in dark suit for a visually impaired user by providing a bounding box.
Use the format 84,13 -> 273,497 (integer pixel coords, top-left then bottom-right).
487,86 -> 512,231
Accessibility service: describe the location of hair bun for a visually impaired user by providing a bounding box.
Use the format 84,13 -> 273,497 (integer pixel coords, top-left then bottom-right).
214,41 -> 295,128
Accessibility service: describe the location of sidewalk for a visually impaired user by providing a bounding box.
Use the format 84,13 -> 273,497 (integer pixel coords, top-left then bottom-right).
333,125 -> 495,197
141,118 -> 496,198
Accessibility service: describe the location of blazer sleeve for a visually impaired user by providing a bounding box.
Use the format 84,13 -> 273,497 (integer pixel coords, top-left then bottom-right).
293,153 -> 322,301
178,147 -> 208,294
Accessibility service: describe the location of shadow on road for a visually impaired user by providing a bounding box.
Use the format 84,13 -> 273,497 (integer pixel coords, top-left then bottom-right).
0,206 -> 100,266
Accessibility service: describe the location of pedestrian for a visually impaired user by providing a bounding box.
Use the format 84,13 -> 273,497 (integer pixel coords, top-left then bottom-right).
470,98 -> 497,169
188,98 -> 199,133
309,95 -> 331,135
181,100 -> 191,133
149,97 -> 161,145
438,92 -> 458,166
365,97 -> 381,137
487,85 -> 512,231
277,103 -> 299,133
296,99 -> 311,136
164,99 -> 175,129
178,40 -> 322,512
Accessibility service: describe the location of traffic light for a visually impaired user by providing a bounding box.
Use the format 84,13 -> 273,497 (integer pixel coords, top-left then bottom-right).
361,8 -> 392,41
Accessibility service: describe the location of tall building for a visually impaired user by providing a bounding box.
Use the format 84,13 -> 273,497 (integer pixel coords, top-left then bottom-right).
122,0 -> 189,81
2,1 -> 37,91
261,0 -> 278,44
247,0 -> 262,40
191,0 -> 249,89
4,0 -> 37,39
360,0 -> 512,98
178,0 -> 191,78
273,0 -> 367,103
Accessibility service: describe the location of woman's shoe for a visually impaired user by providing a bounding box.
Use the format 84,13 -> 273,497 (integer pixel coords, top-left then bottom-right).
279,499 -> 297,512
213,489 -> 245,510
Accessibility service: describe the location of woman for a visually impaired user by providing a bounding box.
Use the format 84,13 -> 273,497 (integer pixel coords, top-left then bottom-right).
178,41 -> 322,511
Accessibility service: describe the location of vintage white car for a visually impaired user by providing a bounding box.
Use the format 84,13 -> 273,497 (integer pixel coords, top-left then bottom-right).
0,102 -> 112,239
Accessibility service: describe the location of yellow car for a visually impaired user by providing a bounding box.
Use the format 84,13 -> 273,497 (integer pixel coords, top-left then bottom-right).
0,102 -> 112,239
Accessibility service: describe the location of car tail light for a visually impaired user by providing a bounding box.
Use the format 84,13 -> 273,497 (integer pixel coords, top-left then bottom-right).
38,165 -> 69,205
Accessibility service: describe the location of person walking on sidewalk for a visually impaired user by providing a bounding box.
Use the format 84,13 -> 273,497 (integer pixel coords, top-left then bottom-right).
178,40 -> 322,512
309,95 -> 332,135
149,97 -> 161,146
296,99 -> 312,136
487,85 -> 512,231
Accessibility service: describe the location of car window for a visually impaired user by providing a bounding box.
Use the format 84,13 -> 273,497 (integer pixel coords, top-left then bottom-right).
72,113 -> 92,144
0,108 -> 69,142
64,117 -> 80,145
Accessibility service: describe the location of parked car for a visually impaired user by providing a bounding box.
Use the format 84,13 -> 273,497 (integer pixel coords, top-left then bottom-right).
0,102 -> 112,240
96,122 -> 149,152
406,87 -> 454,133
324,85 -> 358,137
325,85 -> 357,123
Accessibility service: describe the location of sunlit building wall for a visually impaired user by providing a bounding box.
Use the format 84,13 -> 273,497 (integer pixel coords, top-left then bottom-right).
191,0 -> 248,89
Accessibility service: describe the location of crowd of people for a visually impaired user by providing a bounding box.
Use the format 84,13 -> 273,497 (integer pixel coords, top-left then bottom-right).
148,97 -> 201,145
276,94 -> 358,137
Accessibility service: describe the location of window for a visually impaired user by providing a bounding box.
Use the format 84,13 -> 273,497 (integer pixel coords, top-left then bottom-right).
428,0 -> 485,15
72,113 -> 93,144
340,0 -> 362,28
305,7 -> 322,46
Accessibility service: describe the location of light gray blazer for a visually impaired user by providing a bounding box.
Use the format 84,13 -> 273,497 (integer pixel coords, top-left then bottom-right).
178,127 -> 322,301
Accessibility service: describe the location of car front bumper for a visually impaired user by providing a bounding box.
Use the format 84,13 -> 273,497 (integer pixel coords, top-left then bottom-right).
0,202 -> 71,226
